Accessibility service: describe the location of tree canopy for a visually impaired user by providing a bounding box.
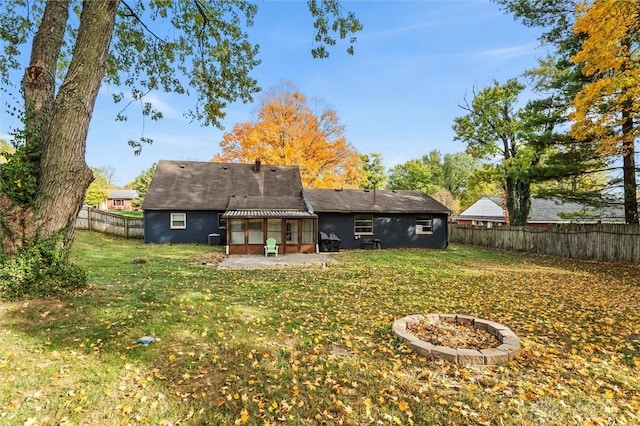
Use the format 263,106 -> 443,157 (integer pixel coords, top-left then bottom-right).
213,83 -> 362,188
494,0 -> 638,222
84,168 -> 111,208
387,150 -> 480,214
0,1 -> 362,261
129,163 -> 156,209
569,0 -> 639,223
359,152 -> 388,190
453,79 -> 537,225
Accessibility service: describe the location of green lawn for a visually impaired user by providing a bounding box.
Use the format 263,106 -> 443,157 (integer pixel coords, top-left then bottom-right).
110,210 -> 143,218
1,231 -> 639,425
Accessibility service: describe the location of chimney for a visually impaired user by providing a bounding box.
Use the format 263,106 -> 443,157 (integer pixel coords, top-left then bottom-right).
254,158 -> 261,172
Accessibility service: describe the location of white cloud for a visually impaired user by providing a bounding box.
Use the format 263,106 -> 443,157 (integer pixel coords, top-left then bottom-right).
141,93 -> 182,119
475,43 -> 538,60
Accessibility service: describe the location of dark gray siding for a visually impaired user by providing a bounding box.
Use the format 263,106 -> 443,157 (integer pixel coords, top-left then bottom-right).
317,213 -> 448,249
144,210 -> 227,244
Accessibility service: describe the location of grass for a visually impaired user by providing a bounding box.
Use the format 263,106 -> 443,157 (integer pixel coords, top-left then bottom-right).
110,210 -> 143,218
1,230 -> 639,425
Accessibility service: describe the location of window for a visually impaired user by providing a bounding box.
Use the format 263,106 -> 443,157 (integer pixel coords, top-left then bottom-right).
267,219 -> 282,244
416,215 -> 433,234
285,221 -> 298,244
229,219 -> 244,244
218,213 -> 226,229
113,199 -> 124,207
170,213 -> 186,229
301,219 -> 315,244
354,215 -> 373,234
248,219 -> 263,244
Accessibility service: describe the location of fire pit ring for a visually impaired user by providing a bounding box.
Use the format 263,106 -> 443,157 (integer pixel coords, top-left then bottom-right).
393,314 -> 520,365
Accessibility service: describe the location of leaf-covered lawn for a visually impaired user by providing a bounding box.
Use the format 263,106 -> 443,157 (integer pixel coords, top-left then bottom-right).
1,231 -> 639,425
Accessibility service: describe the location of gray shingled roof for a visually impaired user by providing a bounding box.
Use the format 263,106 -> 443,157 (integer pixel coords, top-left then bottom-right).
142,160 -> 305,211
457,195 -> 625,223
304,188 -> 450,214
529,197 -> 624,223
109,189 -> 139,199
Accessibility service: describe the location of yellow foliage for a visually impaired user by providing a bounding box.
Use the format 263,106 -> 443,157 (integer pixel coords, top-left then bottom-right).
213,86 -> 362,188
570,0 -> 640,155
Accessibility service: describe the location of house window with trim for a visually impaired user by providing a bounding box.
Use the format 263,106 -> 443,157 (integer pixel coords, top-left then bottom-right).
354,214 -> 373,235
286,221 -> 298,244
170,213 -> 186,229
229,219 -> 244,244
416,215 -> 433,234
113,199 -> 124,210
248,219 -> 263,244
267,219 -> 282,244
218,213 -> 226,229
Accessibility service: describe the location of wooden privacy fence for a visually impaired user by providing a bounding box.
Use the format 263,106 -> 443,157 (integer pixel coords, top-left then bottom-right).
450,224 -> 640,263
75,206 -> 144,239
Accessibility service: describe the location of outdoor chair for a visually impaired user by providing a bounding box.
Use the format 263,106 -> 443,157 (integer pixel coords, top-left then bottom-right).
264,237 -> 278,257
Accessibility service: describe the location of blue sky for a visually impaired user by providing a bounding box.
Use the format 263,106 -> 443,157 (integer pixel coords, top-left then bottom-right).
1,0 -> 547,186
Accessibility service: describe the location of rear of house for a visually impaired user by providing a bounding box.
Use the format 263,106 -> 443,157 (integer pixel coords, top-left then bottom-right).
143,160 -> 451,253
304,188 -> 450,250
142,160 -> 318,254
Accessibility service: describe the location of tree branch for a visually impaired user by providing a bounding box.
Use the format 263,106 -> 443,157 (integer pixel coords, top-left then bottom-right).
120,1 -> 167,44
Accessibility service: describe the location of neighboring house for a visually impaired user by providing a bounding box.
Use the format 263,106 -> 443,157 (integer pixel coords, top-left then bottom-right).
456,195 -> 625,228
304,188 -> 450,249
142,159 -> 451,252
102,189 -> 139,211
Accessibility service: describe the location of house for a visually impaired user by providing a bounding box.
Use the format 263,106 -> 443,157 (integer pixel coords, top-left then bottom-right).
142,159 -> 317,254
102,189 -> 139,211
456,195 -> 625,228
142,159 -> 451,252
304,188 -> 450,249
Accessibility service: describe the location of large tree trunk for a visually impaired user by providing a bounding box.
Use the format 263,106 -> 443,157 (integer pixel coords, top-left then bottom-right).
1,1 -> 120,256
504,176 -> 531,227
621,106 -> 638,224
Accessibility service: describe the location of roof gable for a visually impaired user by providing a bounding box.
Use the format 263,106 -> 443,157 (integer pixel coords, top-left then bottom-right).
304,188 -> 450,214
142,160 -> 304,211
457,196 -> 504,220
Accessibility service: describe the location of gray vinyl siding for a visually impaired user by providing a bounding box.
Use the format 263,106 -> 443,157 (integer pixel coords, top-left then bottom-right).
317,213 -> 448,249
144,210 -> 226,244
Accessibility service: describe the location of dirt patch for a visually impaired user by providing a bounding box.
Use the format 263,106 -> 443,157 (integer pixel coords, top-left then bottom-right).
191,252 -> 228,266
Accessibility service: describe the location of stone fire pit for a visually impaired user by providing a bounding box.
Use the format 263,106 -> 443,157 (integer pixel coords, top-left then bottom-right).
393,313 -> 520,365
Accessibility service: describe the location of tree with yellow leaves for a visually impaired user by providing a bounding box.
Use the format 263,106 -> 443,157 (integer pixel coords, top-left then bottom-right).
213,83 -> 362,188
570,0 -> 640,223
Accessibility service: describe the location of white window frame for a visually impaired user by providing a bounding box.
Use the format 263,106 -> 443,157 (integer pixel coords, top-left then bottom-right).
416,215 -> 433,234
170,212 -> 187,229
354,214 -> 373,235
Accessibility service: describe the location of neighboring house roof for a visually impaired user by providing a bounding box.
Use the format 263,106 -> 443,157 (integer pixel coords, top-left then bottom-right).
528,198 -> 624,223
142,160 -> 305,211
109,189 -> 139,199
456,195 -> 505,222
457,195 -> 625,224
304,188 -> 451,214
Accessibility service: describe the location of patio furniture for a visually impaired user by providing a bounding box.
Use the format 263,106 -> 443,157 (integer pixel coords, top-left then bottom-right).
264,237 -> 278,257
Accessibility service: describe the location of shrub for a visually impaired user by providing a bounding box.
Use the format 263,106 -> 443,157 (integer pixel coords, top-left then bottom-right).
0,234 -> 87,299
